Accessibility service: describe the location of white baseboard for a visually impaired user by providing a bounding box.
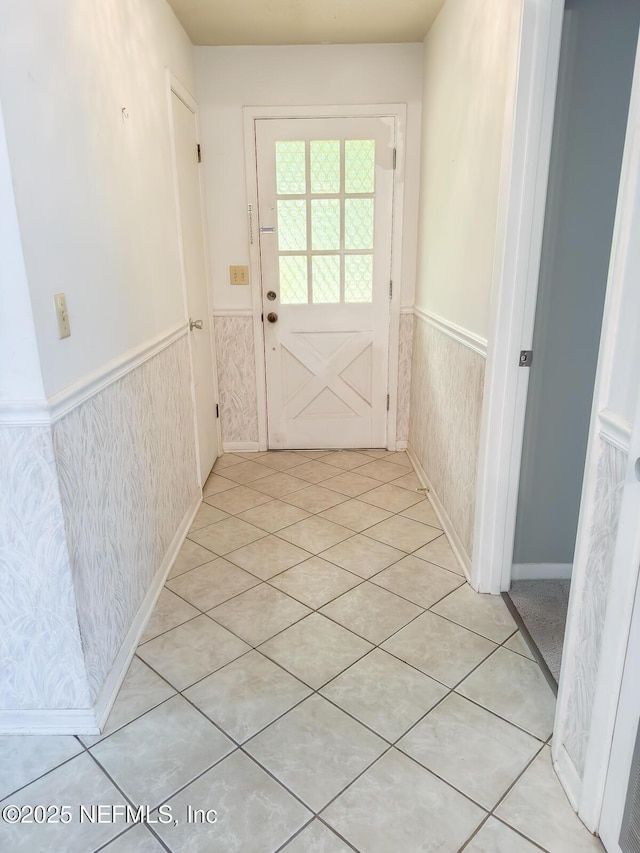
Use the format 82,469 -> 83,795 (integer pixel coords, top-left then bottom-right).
553,743 -> 582,815
92,491 -> 202,732
406,446 -> 471,581
223,441 -> 261,453
512,562 -> 573,580
395,440 -> 408,450
0,492 -> 202,735
0,708 -> 101,736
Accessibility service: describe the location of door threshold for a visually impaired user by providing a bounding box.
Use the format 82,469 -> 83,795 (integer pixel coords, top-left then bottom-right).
502,592 -> 558,696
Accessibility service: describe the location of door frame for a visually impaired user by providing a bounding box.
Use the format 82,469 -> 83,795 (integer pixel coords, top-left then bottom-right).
243,104 -> 407,451
471,0 -> 566,595
472,0 -> 640,834
166,70 -> 221,482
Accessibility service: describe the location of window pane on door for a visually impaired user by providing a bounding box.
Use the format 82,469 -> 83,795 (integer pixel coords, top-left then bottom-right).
276,141 -> 306,194
279,255 -> 308,304
345,198 -> 374,250
278,200 -> 307,251
345,140 -> 375,194
310,140 -> 340,193
311,199 -> 340,250
312,255 -> 340,303
345,254 -> 373,303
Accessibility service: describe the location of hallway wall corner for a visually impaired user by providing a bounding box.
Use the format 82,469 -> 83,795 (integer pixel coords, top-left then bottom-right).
0,423 -> 93,725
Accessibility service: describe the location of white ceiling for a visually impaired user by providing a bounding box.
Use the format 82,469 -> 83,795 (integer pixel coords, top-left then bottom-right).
167,0 -> 446,46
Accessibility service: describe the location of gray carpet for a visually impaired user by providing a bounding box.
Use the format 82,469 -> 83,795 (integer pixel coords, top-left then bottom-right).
508,580 -> 571,683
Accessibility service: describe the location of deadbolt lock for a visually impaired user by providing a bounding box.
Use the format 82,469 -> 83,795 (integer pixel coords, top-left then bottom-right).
266,291 -> 277,301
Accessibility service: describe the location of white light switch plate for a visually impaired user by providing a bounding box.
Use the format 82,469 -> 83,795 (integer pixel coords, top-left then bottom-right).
229,265 -> 250,285
54,293 -> 71,338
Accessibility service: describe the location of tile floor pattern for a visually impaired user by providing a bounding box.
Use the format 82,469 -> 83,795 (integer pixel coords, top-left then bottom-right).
1,449 -> 604,853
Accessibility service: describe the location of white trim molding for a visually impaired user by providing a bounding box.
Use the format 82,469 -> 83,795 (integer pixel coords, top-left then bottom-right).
0,708 -> 101,737
512,562 -> 572,580
413,307 -> 488,358
49,322 -> 189,422
407,445 -> 472,581
598,408 -> 632,453
472,0 -> 565,594
554,743 -> 582,812
0,398 -> 50,427
0,322 -> 189,428
0,490 -> 203,735
222,441 -> 261,453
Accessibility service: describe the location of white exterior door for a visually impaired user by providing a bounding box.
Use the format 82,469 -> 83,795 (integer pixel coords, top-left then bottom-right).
171,88 -> 219,483
255,117 -> 395,449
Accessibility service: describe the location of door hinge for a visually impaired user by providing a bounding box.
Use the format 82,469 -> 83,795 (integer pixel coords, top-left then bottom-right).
389,280 -> 393,299
215,403 -> 219,418
197,143 -> 202,163
519,350 -> 533,367
387,394 -> 390,411
393,148 -> 397,170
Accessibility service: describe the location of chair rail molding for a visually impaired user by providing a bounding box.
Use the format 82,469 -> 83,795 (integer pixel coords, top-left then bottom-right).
412,306 -> 488,358
0,322 -> 189,427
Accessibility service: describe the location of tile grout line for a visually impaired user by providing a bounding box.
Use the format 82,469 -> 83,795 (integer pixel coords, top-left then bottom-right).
4,450 -> 559,853
125,533 -> 542,829
83,746 -> 174,852
142,463 -> 551,752
459,741 -> 553,852
208,451 -> 554,850
162,509 -> 460,627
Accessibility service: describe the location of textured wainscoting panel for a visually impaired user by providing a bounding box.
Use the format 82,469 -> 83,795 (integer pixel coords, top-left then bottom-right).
396,313 -> 414,444
214,316 -> 259,444
563,438 -> 627,776
53,336 -> 198,702
0,426 -> 90,710
408,317 -> 485,558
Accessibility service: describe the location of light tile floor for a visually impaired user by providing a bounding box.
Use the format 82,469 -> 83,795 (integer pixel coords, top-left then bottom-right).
0,449 -> 604,853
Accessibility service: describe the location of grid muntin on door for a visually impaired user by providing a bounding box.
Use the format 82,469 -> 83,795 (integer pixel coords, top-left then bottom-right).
275,139 -> 376,305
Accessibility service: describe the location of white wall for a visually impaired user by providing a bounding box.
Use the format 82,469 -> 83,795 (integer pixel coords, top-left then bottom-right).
415,0 -> 522,340
195,44 -> 424,311
0,0 -> 195,397
0,0 -> 201,729
409,0 -> 522,560
0,104 -> 44,405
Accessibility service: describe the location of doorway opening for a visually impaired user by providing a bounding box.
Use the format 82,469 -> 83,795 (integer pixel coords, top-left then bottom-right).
504,0 -> 640,690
